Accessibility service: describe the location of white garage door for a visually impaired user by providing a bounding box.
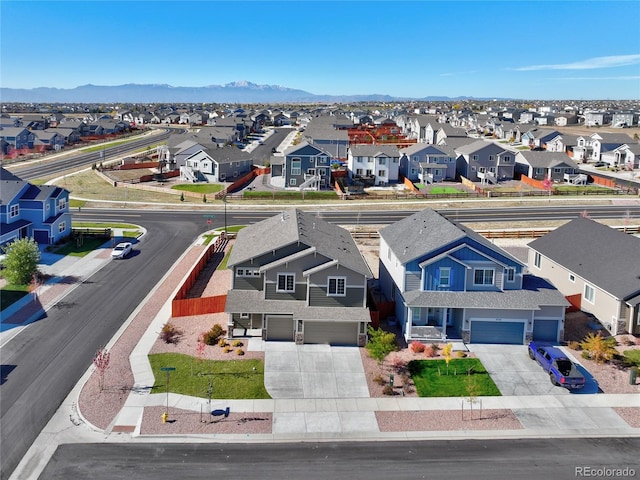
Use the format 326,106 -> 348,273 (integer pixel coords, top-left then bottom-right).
266,315 -> 293,341
303,321 -> 358,345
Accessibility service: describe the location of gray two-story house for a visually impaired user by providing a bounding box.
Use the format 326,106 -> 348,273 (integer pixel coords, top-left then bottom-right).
282,142 -> 332,190
399,144 -> 457,183
378,209 -> 568,344
455,140 -> 515,183
225,209 -> 372,345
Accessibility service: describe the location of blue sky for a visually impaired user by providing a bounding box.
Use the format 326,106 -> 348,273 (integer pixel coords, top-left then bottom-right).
2,0 -> 639,100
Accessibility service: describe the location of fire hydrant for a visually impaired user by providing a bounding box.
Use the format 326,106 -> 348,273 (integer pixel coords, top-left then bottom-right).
162,412 -> 168,423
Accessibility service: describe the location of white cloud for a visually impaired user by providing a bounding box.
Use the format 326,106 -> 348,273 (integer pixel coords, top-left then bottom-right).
514,54 -> 640,71
556,75 -> 640,81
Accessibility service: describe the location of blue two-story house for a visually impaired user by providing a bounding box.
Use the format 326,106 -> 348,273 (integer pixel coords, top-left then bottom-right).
378,209 -> 567,344
1,168 -> 72,246
282,142 -> 332,190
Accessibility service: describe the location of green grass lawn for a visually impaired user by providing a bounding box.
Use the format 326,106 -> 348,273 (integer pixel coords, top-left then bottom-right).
408,358 -> 501,397
414,183 -> 425,189
553,185 -> 614,193
244,191 -> 338,200
171,184 -> 224,194
49,237 -> 107,257
623,349 -> 640,367
429,186 -> 465,194
0,284 -> 30,311
149,353 -> 271,399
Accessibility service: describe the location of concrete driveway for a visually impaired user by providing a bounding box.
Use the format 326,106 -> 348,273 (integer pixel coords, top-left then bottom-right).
264,343 -> 369,399
469,344 -> 573,396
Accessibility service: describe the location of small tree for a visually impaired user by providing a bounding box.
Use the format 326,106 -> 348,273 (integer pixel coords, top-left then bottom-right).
365,326 -> 398,370
180,192 -> 185,202
580,332 -> 617,364
442,343 -> 453,375
93,348 -> 111,391
1,237 -> 41,285
202,194 -> 207,203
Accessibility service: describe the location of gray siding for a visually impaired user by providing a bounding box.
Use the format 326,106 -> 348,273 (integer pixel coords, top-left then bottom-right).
233,276 -> 263,291
308,286 -> 365,307
405,272 -> 421,291
265,282 -> 307,301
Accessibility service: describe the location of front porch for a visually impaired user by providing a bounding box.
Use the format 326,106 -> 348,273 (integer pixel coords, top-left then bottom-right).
406,306 -> 463,342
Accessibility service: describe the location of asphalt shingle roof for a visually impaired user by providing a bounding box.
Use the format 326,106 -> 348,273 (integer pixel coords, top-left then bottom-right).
227,209 -> 371,277
529,217 -> 640,301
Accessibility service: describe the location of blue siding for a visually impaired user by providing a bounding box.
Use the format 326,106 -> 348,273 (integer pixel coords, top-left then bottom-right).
422,258 -> 465,291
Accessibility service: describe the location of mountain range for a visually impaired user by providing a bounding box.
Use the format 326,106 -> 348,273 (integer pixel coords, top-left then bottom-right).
0,81 -> 481,104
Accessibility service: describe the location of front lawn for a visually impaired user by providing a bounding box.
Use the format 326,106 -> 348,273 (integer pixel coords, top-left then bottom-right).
0,284 -> 30,311
408,358 -> 501,397
49,237 -> 107,257
430,186 -> 465,195
148,353 -> 271,399
171,184 -> 224,194
623,349 -> 640,367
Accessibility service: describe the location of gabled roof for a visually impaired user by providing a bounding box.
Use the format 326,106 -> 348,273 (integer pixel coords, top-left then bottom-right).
379,208 -> 523,266
515,151 -> 578,168
227,209 -> 371,277
283,141 -> 330,157
348,144 -> 400,157
529,217 -> 640,301
454,139 -> 506,156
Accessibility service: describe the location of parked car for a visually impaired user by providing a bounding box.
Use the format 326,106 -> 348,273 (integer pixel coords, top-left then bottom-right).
528,341 -> 585,389
593,161 -> 607,167
111,242 -> 133,259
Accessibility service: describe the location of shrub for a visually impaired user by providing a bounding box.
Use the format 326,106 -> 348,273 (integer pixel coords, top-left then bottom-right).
160,322 -> 182,344
567,341 -> 581,350
203,324 -> 226,345
223,345 -> 231,353
410,341 -> 426,353
373,374 -> 385,385
456,351 -> 467,358
391,356 -> 407,373
581,351 -> 591,360
382,385 -> 394,396
424,345 -> 438,358
580,332 -> 618,364
217,338 -> 228,348
431,344 -> 440,353
623,336 -> 637,347
235,348 -> 245,356
232,340 -> 243,347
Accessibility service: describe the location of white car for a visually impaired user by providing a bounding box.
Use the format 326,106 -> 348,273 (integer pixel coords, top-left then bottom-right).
111,242 -> 133,259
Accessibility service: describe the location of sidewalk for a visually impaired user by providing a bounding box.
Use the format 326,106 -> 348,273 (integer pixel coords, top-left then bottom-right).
7,227 -> 640,480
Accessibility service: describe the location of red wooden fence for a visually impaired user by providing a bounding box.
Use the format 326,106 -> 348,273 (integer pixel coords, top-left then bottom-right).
565,293 -> 581,312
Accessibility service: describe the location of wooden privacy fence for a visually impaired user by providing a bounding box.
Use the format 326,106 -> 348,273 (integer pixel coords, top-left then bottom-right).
566,293 -> 582,312
171,235 -> 229,317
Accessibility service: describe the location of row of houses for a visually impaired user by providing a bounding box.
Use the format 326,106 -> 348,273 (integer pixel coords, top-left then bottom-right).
223,208 -> 640,346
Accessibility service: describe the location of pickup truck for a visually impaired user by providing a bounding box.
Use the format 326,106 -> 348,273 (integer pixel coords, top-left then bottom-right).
528,341 -> 586,390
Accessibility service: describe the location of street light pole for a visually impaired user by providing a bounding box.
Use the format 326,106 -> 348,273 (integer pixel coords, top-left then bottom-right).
223,193 -> 227,236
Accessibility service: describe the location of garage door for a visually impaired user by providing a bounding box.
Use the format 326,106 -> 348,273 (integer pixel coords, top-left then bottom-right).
533,319 -> 559,342
470,320 -> 524,344
266,315 -> 293,341
303,321 -> 358,345
33,230 -> 49,244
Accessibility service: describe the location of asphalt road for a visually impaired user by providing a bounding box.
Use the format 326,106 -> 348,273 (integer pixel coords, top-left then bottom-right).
0,215 -> 208,480
38,438 -> 640,480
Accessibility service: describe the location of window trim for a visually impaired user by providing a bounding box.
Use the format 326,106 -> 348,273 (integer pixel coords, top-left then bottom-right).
506,267 -> 515,282
438,267 -> 451,287
569,274 -> 575,283
327,276 -> 346,296
584,283 -> 595,304
473,268 -> 495,286
277,273 -> 295,293
534,252 -> 541,269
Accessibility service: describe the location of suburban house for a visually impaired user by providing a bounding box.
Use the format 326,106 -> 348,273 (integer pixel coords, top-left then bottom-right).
279,142 -> 332,190
0,127 -> 35,151
0,167 -> 72,246
604,143 -> 640,169
347,144 -> 400,186
514,151 -> 581,182
378,209 -> 568,344
454,140 -> 515,183
175,142 -> 253,183
398,144 -> 457,183
224,209 -> 372,345
528,217 -> 640,336
303,116 -> 351,159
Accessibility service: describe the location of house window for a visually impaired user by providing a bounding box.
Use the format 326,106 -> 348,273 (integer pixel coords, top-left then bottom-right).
534,252 -> 541,269
473,269 -> 494,285
392,158 -> 398,163
277,273 -> 295,293
289,179 -> 297,186
9,204 -> 19,218
438,268 -> 451,287
584,284 -> 595,304
472,155 -> 479,161
503,156 -> 511,163
291,159 -> 301,175
378,170 -> 385,177
240,313 -> 249,319
489,155 -> 494,161
412,156 -> 418,162
378,158 -> 386,165
237,267 -> 259,277
569,274 -> 575,282
506,267 -> 515,282
307,168 -> 315,175
327,277 -> 346,296
356,169 -> 363,175
58,222 -> 66,233
58,198 -> 67,211
554,168 -> 562,174
412,308 -> 420,322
